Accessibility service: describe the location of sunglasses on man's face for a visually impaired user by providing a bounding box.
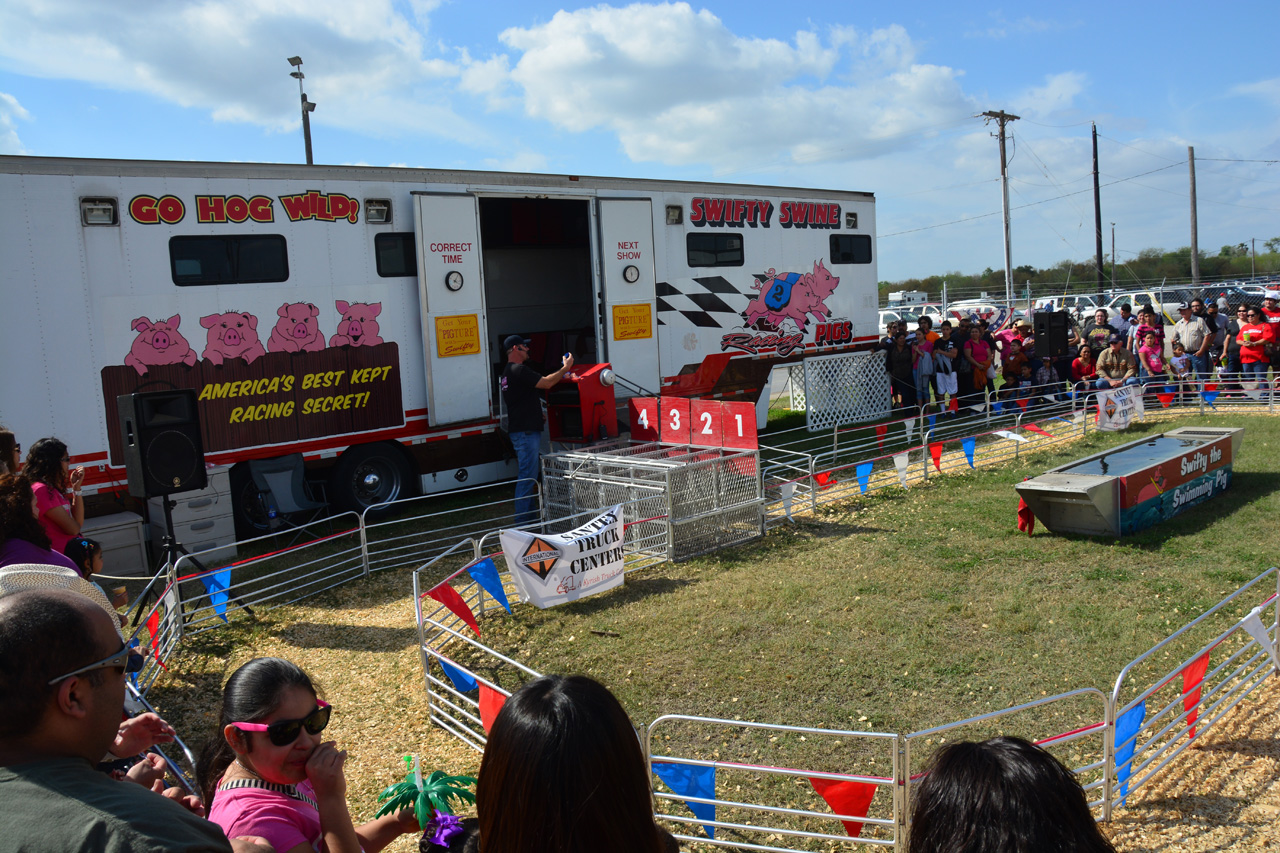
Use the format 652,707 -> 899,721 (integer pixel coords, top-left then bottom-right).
47,644 -> 145,686
234,701 -> 332,746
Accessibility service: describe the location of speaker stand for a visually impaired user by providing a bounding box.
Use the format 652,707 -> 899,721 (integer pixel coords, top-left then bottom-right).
132,498 -> 256,627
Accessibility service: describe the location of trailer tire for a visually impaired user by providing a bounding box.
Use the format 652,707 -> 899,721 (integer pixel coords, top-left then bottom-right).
329,442 -> 415,517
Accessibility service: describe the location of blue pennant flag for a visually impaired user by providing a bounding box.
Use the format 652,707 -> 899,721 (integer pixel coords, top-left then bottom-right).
653,762 -> 716,839
199,567 -> 231,623
993,400 -> 1005,413
855,462 -> 872,494
1114,701 -> 1147,806
1201,390 -> 1219,407
467,557 -> 511,613
1163,385 -> 1176,394
927,413 -> 936,429
437,657 -> 478,693
961,436 -> 976,468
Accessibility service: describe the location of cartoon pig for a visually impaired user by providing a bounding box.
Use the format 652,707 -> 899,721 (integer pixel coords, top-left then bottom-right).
124,315 -> 198,375
268,302 -> 327,353
200,311 -> 266,365
329,300 -> 384,347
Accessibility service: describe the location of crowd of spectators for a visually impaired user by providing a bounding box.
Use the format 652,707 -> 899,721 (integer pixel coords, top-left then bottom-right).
883,288 -> 1280,411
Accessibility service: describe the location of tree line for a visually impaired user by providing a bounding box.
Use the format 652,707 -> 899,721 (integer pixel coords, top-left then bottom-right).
882,238 -> 1280,296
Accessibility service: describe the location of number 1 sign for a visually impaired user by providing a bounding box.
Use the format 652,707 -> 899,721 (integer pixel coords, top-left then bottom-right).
720,401 -> 758,450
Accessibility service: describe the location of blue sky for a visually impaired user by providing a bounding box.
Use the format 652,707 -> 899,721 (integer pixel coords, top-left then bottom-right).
1,0 -> 1276,282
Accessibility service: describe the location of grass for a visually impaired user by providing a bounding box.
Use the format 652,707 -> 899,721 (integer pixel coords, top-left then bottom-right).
147,411 -> 1280,851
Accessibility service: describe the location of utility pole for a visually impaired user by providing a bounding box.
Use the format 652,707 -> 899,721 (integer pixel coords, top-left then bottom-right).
1188,146 -> 1199,285
1092,123 -> 1104,293
1251,238 -> 1257,280
1110,223 -> 1116,290
982,110 -> 1020,306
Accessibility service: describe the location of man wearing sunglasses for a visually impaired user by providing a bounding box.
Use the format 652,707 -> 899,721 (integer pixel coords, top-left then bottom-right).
0,589 -> 269,852
501,334 -> 574,526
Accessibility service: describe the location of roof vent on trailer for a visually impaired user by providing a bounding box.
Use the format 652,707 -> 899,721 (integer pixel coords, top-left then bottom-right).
365,199 -> 391,224
80,198 -> 119,226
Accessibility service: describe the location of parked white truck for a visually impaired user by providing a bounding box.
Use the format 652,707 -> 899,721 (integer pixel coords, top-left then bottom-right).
0,156 -> 880,533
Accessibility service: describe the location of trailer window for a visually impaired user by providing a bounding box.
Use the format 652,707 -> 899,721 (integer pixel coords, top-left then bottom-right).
686,233 -> 743,267
169,235 -> 288,286
829,234 -> 872,265
375,232 -> 417,277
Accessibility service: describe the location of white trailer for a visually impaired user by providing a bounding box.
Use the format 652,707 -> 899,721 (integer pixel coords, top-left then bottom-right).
0,156 -> 879,533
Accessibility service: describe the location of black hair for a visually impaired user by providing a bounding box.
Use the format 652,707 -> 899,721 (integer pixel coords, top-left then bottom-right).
24,437 -> 69,491
64,536 -> 103,578
0,474 -> 52,549
476,674 -> 663,853
0,589 -> 106,739
196,657 -> 318,805
0,428 -> 16,475
907,736 -> 1115,853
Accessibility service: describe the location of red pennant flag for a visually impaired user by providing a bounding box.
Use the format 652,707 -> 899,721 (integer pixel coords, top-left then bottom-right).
948,397 -> 959,412
1023,424 -> 1053,438
1015,398 -> 1028,410
1016,497 -> 1035,536
874,423 -> 887,448
929,443 -> 943,471
145,608 -> 167,671
814,471 -> 837,489
1182,652 -> 1210,739
427,583 -> 481,635
1204,382 -> 1218,393
478,683 -> 506,734
809,777 -> 877,839
1157,392 -> 1174,408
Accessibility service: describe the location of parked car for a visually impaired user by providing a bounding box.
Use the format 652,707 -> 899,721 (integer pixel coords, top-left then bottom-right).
1106,289 -> 1193,323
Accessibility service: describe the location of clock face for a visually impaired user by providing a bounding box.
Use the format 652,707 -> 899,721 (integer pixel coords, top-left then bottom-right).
445,271 -> 464,291
623,264 -> 640,283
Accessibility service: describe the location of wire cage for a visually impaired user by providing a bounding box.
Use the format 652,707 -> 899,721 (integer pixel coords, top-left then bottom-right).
541,440 -> 764,562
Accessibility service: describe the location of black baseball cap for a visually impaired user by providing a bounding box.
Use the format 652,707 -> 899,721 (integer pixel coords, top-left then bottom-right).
503,335 -> 531,351
1108,333 -> 1123,344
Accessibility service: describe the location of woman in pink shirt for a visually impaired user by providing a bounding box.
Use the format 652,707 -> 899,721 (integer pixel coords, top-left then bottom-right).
201,658 -> 419,853
24,437 -> 83,555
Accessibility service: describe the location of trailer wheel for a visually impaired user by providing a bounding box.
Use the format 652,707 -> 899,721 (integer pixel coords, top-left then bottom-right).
230,463 -> 272,540
329,442 -> 415,516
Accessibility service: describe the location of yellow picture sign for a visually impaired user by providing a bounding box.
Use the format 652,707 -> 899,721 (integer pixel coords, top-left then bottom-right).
435,313 -> 481,357
612,303 -> 653,341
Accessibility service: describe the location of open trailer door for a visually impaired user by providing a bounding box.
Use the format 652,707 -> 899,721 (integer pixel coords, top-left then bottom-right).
413,192 -> 492,426
597,198 -> 660,394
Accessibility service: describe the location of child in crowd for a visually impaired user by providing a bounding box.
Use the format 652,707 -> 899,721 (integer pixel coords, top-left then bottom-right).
64,536 -> 128,610
999,339 -> 1027,399
1137,331 -> 1167,384
1015,364 -> 1036,403
1168,340 -> 1193,402
1034,356 -> 1059,402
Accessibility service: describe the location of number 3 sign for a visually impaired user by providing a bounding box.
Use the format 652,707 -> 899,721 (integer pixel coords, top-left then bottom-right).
628,397 -> 757,449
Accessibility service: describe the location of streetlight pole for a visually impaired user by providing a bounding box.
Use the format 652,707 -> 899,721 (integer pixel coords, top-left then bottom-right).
287,56 -> 316,165
1110,223 -> 1116,291
1251,238 -> 1257,280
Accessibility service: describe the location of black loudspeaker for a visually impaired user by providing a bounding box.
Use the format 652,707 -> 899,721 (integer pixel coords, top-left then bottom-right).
116,390 -> 207,498
1034,310 -> 1071,358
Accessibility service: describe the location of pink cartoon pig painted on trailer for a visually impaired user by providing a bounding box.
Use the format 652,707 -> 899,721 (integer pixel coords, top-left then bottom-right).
124,315 -> 199,375
329,300 -> 384,347
200,311 -> 267,365
268,302 -> 327,353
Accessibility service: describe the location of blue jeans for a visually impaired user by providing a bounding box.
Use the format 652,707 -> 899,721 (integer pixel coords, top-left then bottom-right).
1095,377 -> 1140,389
1190,353 -> 1211,380
510,430 -> 542,525
1241,362 -> 1269,383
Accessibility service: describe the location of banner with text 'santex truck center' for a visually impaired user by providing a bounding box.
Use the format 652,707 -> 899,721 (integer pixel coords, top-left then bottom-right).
499,506 -> 625,609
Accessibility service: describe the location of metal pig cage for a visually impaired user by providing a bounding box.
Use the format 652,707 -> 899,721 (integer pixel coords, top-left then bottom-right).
541,440 -> 764,562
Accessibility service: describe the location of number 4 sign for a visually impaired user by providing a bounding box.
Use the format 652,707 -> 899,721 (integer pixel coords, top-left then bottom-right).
628,397 -> 659,442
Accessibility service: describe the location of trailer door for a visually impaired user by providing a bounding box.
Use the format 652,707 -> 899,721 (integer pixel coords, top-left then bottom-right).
597,198 -> 659,393
413,193 -> 492,426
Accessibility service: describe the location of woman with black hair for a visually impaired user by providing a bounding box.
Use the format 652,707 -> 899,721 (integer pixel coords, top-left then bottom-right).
0,428 -> 18,475
200,657 -> 419,853
907,736 -> 1115,853
0,474 -> 79,572
24,437 -> 84,555
474,674 -> 677,853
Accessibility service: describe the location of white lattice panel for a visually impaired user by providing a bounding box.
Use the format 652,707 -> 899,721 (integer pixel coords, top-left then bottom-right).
786,364 -> 806,411
803,351 -> 891,432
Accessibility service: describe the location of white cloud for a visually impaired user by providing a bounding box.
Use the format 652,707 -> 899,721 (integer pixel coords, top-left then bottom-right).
0,91 -> 30,154
1231,77 -> 1280,106
1013,72 -> 1087,117
496,3 -> 974,172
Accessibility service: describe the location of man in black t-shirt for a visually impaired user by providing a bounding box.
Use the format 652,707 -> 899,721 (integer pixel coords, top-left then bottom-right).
501,335 -> 573,525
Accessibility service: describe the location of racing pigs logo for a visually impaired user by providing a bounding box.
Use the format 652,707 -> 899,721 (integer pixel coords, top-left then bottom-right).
124,315 -> 199,375
200,311 -> 266,365
268,302 -> 327,353
743,260 -> 839,333
329,300 -> 384,348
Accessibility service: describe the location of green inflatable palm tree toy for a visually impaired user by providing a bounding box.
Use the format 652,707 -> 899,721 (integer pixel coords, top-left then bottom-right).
376,755 -> 477,843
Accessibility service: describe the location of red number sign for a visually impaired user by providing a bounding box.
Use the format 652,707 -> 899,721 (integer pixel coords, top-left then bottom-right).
628,397 -> 659,442
690,400 -> 723,447
720,401 -> 758,450
659,396 -> 691,445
